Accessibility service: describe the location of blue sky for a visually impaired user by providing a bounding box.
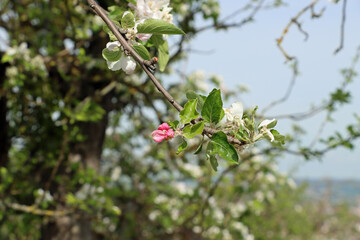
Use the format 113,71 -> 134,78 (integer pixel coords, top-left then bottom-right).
185,0 -> 360,179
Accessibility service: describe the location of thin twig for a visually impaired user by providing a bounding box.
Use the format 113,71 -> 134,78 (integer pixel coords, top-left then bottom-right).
276,0 -> 321,61
196,0 -> 265,33
262,60 -> 298,114
334,0 -> 347,54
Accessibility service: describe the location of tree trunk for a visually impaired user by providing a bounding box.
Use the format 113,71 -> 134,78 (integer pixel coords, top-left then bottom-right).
41,102 -> 110,240
0,60 -> 9,167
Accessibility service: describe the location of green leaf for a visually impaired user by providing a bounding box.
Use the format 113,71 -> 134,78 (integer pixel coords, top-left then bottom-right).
196,95 -> 206,112
108,7 -> 126,21
267,119 -> 278,129
201,89 -> 223,124
183,122 -> 204,139
137,19 -> 185,35
131,43 -> 151,60
1,54 -> 13,63
151,35 -> 169,72
270,129 -> 285,144
176,139 -> 188,154
210,131 -> 238,163
180,99 -> 199,125
103,21 -> 122,41
185,91 -> 206,112
186,91 -> 198,100
102,48 -> 122,62
121,11 -> 135,29
168,120 -> 180,130
194,139 -> 204,154
124,0 -> 136,5
206,143 -> 218,171
209,154 -> 218,172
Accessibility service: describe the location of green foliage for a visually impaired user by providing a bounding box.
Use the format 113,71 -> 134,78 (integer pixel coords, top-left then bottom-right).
102,48 -> 122,62
151,35 -> 169,72
201,88 -> 223,124
176,138 -> 188,154
137,19 -> 186,35
182,122 -> 204,139
179,99 -> 199,124
121,11 -> 135,29
131,43 -> 151,60
208,131 -> 238,164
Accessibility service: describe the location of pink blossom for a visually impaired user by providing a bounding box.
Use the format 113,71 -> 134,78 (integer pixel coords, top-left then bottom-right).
152,123 -> 175,142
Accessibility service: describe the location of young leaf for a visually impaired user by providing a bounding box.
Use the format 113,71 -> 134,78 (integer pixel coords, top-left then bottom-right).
151,35 -> 169,72
209,154 -> 218,172
131,43 -> 151,60
108,7 -> 126,21
182,122 -> 204,139
137,19 -> 185,35
180,99 -> 199,125
102,48 -> 122,62
103,21 -> 122,41
185,91 -> 206,112
194,142 -> 203,154
168,120 -> 180,130
201,89 -> 223,124
186,90 -> 198,100
210,131 -> 238,164
206,143 -> 218,171
270,129 -> 285,144
121,11 -> 135,29
176,139 -> 188,155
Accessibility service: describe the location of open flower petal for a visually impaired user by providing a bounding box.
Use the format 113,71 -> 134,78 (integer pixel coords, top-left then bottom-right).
106,41 -> 121,51
259,119 -> 276,129
119,55 -> 137,74
107,60 -> 122,71
230,101 -> 243,117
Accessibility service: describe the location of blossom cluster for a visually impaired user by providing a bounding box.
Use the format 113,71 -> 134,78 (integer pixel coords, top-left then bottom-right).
105,0 -> 174,73
152,101 -> 277,144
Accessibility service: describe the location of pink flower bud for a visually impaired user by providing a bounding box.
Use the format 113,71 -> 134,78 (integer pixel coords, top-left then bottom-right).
158,123 -> 170,131
152,123 -> 175,142
152,130 -> 166,143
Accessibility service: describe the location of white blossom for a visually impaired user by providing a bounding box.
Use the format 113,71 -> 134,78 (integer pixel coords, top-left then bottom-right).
173,181 -> 193,195
258,118 -> 277,142
220,101 -> 246,128
111,166 -> 122,181
105,41 -> 137,73
154,194 -> 168,204
132,0 -> 171,21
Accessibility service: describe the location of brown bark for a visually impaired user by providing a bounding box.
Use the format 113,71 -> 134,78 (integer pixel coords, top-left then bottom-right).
0,60 -> 9,167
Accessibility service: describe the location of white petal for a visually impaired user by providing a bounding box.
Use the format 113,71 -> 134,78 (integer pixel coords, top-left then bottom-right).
119,55 -> 136,74
224,108 -> 234,122
106,41 -> 121,51
107,60 -> 122,71
259,119 -> 276,129
230,101 -> 243,119
264,129 -> 274,142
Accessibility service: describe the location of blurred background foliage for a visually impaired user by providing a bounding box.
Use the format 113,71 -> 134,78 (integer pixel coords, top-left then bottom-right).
0,0 -> 360,239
